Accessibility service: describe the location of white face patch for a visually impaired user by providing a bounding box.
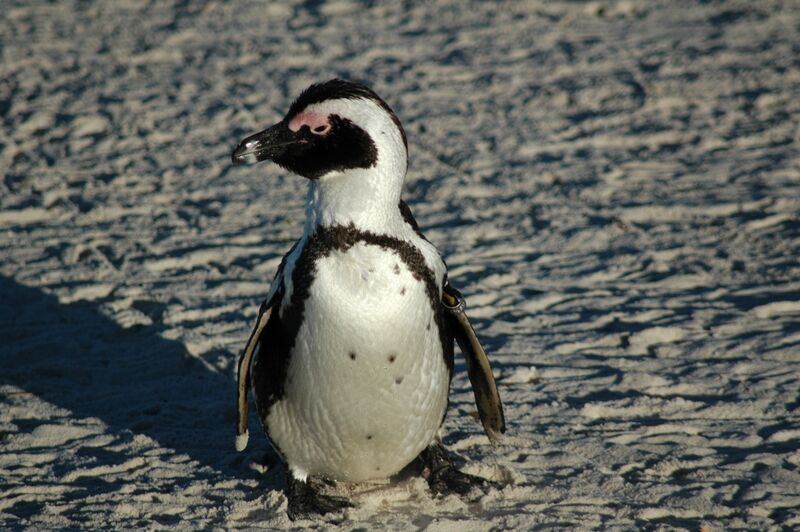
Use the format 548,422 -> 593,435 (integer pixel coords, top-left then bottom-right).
296,98 -> 411,232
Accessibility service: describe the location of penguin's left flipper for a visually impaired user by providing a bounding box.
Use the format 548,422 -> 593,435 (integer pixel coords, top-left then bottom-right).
442,284 -> 506,442
235,299 -> 274,452
285,473 -> 353,521
419,441 -> 502,496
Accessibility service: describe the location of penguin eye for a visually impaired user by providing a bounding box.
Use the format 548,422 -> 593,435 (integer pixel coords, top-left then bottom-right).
312,124 -> 330,135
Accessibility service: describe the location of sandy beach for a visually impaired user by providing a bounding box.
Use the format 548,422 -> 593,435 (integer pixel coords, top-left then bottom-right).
1,0 -> 799,529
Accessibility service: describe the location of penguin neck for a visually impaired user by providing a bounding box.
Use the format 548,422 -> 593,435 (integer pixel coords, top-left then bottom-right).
304,166 -> 405,235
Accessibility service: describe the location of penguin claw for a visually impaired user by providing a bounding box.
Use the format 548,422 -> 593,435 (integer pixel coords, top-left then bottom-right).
427,465 -> 499,496
285,474 -> 353,521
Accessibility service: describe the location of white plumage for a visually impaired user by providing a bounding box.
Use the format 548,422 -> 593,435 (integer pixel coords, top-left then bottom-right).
266,242 -> 448,481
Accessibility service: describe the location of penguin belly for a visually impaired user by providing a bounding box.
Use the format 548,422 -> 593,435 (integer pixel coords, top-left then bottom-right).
266,242 -> 449,481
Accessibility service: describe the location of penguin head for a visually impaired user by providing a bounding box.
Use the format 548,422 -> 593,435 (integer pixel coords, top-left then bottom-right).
232,79 -> 407,181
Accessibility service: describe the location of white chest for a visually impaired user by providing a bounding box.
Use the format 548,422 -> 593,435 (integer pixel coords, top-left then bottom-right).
266,242 -> 449,481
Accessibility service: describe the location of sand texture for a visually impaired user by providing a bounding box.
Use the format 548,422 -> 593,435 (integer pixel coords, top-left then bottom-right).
1,0 -> 799,529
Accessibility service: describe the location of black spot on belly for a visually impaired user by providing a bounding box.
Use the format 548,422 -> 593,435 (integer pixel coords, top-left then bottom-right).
388,354 -> 396,363
393,263 -> 400,275
366,434 -> 373,440
400,287 -> 406,296
395,377 -> 403,384
349,351 -> 356,360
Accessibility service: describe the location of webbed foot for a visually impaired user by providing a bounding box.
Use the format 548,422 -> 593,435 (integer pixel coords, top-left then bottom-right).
419,441 -> 500,496
285,472 -> 352,521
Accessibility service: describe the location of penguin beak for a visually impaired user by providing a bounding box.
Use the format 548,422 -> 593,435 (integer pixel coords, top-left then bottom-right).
231,122 -> 300,165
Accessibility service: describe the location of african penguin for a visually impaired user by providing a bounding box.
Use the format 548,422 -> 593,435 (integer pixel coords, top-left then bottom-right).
232,79 -> 501,520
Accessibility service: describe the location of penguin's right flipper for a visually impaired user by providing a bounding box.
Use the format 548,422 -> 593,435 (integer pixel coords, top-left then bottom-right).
285,473 -> 353,521
235,299 -> 274,451
442,284 -> 506,442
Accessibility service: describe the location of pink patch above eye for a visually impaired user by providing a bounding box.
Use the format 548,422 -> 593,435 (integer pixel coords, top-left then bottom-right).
288,112 -> 330,133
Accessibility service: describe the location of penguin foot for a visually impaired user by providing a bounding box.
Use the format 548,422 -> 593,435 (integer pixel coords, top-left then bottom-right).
285,473 -> 352,521
419,442 -> 499,497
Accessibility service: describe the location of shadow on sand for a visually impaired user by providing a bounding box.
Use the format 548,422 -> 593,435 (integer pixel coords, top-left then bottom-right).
0,275 -> 271,479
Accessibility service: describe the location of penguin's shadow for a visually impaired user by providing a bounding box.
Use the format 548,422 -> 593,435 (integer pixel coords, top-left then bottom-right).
0,275 -> 273,483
